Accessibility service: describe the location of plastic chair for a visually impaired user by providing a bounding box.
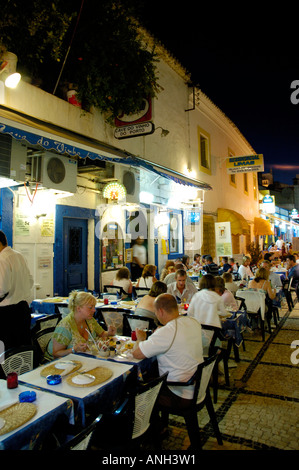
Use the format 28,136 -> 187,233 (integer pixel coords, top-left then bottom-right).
158,354 -> 223,450
90,372 -> 168,451
31,313 -> 61,337
103,285 -> 125,297
31,327 -> 56,363
96,307 -> 131,335
123,313 -> 157,336
0,345 -> 39,378
132,286 -> 150,298
236,290 -> 269,341
56,413 -> 103,451
201,325 -> 230,403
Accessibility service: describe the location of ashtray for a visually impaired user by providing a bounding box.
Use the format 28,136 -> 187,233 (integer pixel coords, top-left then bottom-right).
19,391 -> 36,402
46,374 -> 62,385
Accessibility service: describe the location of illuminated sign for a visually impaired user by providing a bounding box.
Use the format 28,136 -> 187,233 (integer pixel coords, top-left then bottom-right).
226,154 -> 264,174
260,194 -> 275,214
103,182 -> 126,201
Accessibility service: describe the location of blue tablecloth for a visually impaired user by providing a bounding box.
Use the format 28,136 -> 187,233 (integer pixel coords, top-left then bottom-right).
31,299 -> 68,315
221,311 -> 250,347
0,382 -> 74,450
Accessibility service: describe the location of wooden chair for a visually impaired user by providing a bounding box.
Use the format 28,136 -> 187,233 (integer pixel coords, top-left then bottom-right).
158,354 -> 223,450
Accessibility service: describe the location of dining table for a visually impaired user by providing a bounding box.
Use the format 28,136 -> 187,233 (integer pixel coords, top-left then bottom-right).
18,353 -> 136,427
0,380 -> 74,450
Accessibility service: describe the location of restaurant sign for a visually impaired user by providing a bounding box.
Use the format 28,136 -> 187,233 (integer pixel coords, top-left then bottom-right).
226,154 -> 264,174
114,122 -> 154,139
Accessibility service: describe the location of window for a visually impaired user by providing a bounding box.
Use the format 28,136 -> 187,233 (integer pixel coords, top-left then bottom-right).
198,126 -> 211,174
228,149 -> 236,187
244,173 -> 248,194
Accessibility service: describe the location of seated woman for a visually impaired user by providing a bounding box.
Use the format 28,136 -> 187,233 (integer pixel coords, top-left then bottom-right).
45,291 -> 116,360
137,264 -> 157,288
222,272 -> 238,295
135,281 -> 167,324
112,266 -> 133,296
248,267 -> 276,300
214,276 -> 239,310
182,255 -> 191,270
160,260 -> 175,281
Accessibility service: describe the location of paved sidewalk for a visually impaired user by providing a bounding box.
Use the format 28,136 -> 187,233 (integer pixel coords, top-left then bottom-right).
160,298 -> 299,451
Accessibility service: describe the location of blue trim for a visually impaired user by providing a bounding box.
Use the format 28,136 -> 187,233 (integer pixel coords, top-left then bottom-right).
55,205 -> 99,295
168,209 -> 184,260
0,188 -> 13,245
0,121 -> 212,191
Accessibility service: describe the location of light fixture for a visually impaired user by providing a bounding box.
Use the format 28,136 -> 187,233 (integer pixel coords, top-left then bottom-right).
0,52 -> 21,89
155,126 -> 170,137
103,181 -> 126,201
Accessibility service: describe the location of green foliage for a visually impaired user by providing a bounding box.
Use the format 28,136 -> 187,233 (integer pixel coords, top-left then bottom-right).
0,0 -> 160,123
247,241 -> 263,266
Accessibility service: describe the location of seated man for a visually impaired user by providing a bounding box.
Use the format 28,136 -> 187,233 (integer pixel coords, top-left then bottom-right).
163,263 -> 195,286
202,255 -> 219,276
167,269 -> 198,303
133,293 -> 204,411
286,254 -> 299,298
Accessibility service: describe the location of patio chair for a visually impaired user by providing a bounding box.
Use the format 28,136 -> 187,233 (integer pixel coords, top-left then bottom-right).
236,290 -> 269,341
0,345 -> 39,378
201,325 -> 230,403
31,327 -> 56,363
31,313 -> 61,337
158,354 -> 223,450
132,286 -> 150,298
123,313 -> 157,336
89,372 -> 168,451
96,307 -> 131,335
56,413 -> 103,451
103,285 -> 125,297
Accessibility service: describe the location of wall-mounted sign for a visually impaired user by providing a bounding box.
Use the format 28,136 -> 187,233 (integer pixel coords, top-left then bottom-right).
215,222 -> 232,258
291,208 -> 299,218
103,182 -> 126,200
114,121 -> 154,140
115,97 -> 152,127
226,154 -> 264,174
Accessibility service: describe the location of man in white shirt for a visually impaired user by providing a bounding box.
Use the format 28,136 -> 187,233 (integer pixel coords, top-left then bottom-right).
131,236 -> 147,281
133,293 -> 203,408
167,269 -> 198,303
0,231 -> 34,350
275,236 -> 284,250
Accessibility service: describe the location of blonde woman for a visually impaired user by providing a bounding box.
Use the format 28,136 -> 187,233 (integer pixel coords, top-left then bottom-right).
248,267 -> 276,300
45,291 -> 116,360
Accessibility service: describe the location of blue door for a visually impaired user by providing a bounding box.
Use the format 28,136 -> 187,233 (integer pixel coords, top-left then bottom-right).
63,218 -> 88,295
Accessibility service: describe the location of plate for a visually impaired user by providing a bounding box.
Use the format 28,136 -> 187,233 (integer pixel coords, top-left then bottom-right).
72,374 -> 95,385
66,366 -> 113,388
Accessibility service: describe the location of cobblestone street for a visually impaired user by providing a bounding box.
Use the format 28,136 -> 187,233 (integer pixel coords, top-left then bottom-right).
160,297 -> 299,451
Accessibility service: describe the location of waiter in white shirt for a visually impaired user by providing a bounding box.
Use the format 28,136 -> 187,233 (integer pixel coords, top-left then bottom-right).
131,236 -> 147,281
0,231 -> 33,350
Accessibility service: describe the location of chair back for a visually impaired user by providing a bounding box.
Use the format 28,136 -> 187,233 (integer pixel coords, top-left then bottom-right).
133,286 -> 150,298
0,345 -> 38,377
123,313 -> 156,335
132,373 -> 168,439
103,285 -> 125,296
32,327 -> 56,358
98,308 -> 130,335
201,324 -> 224,356
57,414 -> 103,451
236,289 -> 266,319
31,313 -> 61,336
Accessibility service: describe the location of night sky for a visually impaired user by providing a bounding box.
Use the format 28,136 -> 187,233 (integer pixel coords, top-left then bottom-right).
140,3 -> 299,185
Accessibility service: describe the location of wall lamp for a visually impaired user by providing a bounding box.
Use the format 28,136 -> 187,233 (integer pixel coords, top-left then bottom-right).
155,126 -> 170,137
0,52 -> 21,88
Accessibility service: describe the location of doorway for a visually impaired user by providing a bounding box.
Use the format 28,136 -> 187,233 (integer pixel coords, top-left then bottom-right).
63,218 -> 88,295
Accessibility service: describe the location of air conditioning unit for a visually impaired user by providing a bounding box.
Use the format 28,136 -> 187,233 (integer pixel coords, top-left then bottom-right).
30,151 -> 77,193
0,134 -> 27,181
113,164 -> 140,204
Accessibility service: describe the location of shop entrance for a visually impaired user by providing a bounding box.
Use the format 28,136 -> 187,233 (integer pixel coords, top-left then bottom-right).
63,218 -> 88,295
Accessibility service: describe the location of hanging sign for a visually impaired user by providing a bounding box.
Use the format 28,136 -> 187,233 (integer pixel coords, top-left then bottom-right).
260,194 -> 275,214
226,154 -> 264,174
114,122 -> 154,139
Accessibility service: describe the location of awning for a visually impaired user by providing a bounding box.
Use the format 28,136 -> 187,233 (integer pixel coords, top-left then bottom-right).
0,106 -> 212,191
217,208 -> 250,236
254,217 -> 274,236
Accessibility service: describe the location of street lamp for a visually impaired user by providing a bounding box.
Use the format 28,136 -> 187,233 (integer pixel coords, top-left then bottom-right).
0,52 -> 21,88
